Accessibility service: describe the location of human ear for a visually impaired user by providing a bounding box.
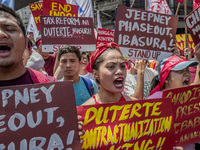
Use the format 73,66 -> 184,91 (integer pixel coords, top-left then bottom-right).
93,70 -> 99,81
164,80 -> 168,84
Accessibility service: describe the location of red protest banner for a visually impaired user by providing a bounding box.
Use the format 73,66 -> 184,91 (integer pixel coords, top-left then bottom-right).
163,84 -> 200,146
185,6 -> 200,45
29,2 -> 43,31
194,0 -> 200,10
77,98 -> 175,150
0,81 -> 81,149
96,28 -> 114,46
114,5 -> 178,61
41,16 -> 96,52
176,34 -> 195,55
42,0 -> 78,17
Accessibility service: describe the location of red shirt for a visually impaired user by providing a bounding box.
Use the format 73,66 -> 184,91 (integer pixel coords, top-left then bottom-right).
44,53 -> 56,76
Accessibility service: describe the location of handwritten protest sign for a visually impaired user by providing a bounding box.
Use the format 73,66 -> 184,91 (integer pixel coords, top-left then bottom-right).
41,16 -> 96,52
0,82 -> 81,149
42,0 -> 78,17
163,85 -> 200,146
114,6 -> 178,60
29,2 -> 43,31
96,28 -> 114,46
176,34 -> 195,55
77,98 -> 174,150
185,6 -> 200,45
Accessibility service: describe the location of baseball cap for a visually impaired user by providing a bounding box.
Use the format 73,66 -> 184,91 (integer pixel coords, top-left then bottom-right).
158,55 -> 198,80
171,61 -> 198,71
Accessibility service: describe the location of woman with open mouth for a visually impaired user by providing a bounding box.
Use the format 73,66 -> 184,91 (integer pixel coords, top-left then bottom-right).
148,43 -> 200,150
82,42 -> 141,105
148,55 -> 199,99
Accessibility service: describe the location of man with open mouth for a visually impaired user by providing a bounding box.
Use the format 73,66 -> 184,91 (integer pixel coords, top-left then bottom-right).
0,4 -> 84,141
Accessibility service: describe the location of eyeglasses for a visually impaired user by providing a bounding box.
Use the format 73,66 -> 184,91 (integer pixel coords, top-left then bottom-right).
81,56 -> 88,60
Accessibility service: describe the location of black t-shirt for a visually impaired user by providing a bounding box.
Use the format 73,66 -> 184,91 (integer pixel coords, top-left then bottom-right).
0,69 -> 33,87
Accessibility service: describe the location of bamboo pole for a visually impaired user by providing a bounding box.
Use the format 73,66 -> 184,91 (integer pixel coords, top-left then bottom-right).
145,0 -> 147,10
175,2 -> 181,15
130,0 -> 136,8
184,0 -> 188,48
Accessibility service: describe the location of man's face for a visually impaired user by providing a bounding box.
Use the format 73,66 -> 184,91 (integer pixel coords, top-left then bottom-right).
184,48 -> 192,60
0,11 -> 25,67
59,53 -> 81,78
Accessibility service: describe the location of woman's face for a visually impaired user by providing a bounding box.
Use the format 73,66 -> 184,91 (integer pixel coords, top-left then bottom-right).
80,54 -> 88,70
165,67 -> 191,89
95,49 -> 127,93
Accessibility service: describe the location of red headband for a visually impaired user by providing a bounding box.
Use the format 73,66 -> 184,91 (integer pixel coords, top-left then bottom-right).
36,39 -> 42,47
150,55 -> 186,95
90,42 -> 120,70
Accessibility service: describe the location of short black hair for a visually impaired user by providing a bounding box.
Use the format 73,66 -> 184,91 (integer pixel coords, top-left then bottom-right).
0,4 -> 25,37
58,45 -> 81,61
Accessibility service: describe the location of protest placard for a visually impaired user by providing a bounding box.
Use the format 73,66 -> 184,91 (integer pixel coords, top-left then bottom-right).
0,81 -> 81,149
41,16 -> 96,52
77,98 -> 174,150
185,6 -> 200,45
29,2 -> 43,31
42,0 -> 78,17
96,28 -> 114,46
176,34 -> 195,55
163,85 -> 200,146
114,5 -> 178,60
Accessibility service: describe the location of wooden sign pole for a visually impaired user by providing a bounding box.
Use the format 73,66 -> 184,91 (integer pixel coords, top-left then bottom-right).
145,0 -> 147,10
184,0 -> 188,48
175,2 -> 181,15
130,0 -> 136,8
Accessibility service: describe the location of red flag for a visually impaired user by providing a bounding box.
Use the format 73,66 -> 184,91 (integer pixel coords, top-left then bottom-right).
147,0 -> 172,15
193,0 -> 200,10
175,0 -> 184,3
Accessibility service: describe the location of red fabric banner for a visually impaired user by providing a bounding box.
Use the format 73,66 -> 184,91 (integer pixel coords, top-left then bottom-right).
185,6 -> 200,45
77,98 -> 175,150
42,0 -> 78,17
163,84 -> 200,146
176,34 -> 195,56
147,0 -> 172,14
114,5 -> 178,61
0,81 -> 81,149
194,0 -> 200,10
29,2 -> 43,31
96,28 -> 114,47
